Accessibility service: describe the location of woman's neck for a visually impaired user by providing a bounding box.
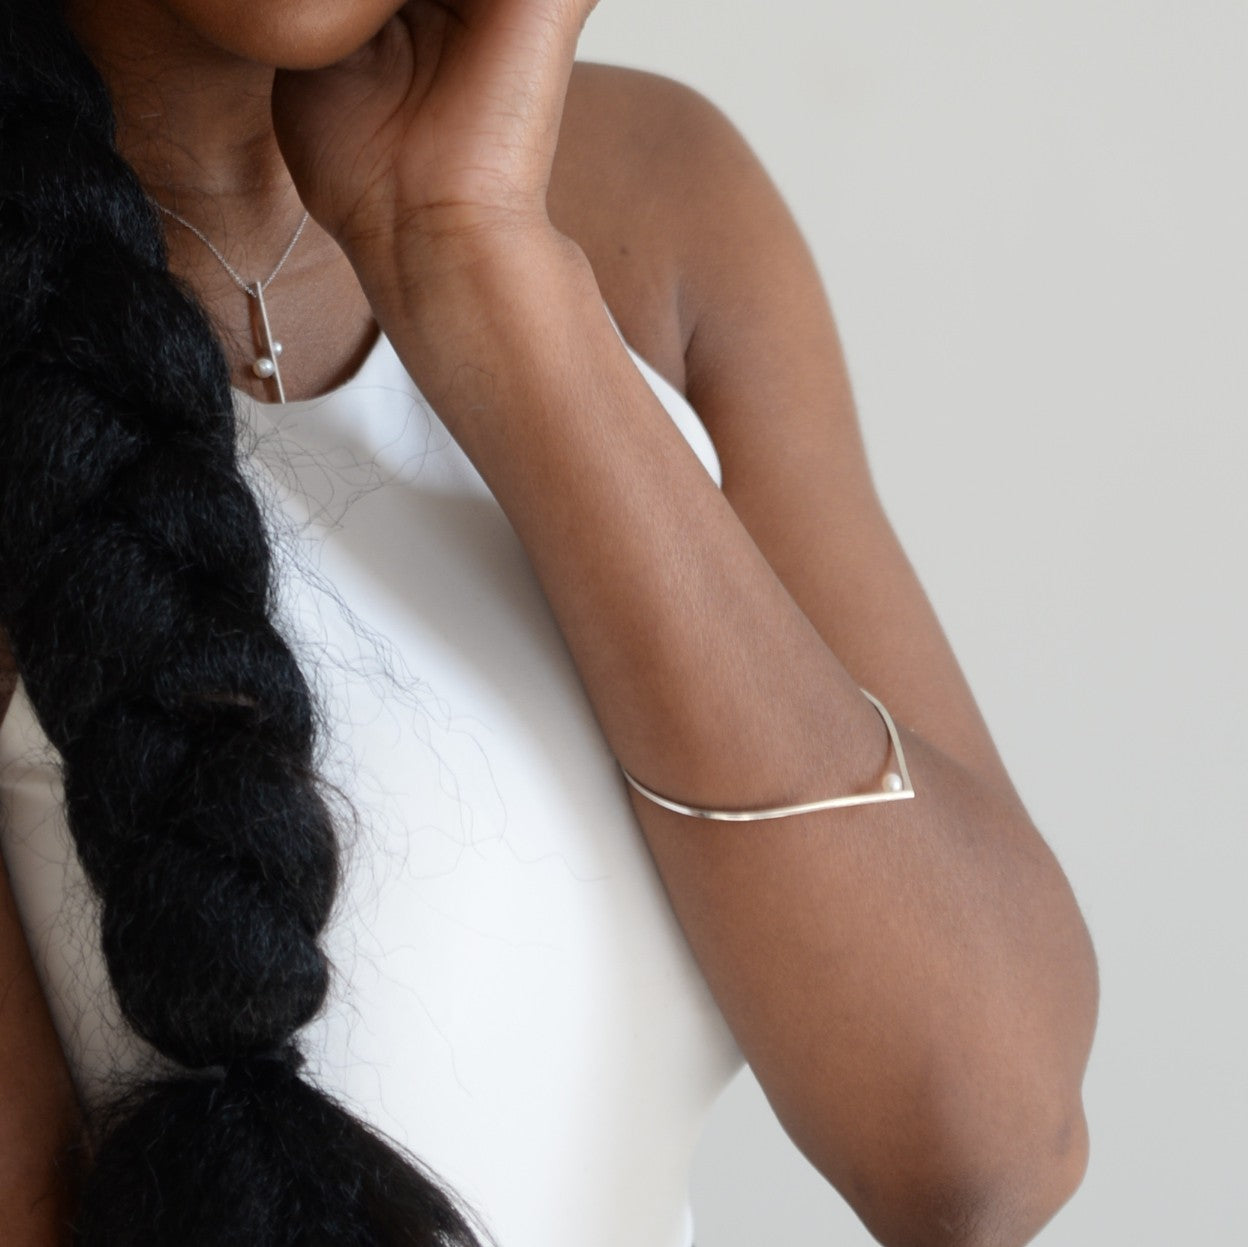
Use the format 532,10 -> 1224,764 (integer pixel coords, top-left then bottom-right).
61,0 -> 380,404
64,0 -> 302,247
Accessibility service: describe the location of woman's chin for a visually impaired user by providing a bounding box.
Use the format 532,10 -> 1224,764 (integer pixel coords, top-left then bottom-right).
161,0 -> 406,72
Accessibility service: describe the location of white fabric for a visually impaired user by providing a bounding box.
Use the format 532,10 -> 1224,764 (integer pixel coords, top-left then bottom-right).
0,318 -> 743,1247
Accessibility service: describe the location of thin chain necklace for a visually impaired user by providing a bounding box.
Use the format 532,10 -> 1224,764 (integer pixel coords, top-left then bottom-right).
154,202 -> 310,403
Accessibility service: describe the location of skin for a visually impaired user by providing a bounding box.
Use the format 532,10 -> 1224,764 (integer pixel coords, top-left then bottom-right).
1,2 -> 1099,1244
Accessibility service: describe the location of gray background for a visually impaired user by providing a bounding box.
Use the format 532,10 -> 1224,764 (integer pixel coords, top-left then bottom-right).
581,2 -> 1246,1243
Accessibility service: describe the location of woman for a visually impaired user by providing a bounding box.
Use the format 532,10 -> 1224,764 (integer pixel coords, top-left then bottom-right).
0,2 -> 1099,1245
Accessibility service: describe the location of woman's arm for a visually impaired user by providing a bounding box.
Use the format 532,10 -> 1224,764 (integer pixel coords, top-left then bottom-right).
272,11 -> 1098,1241
551,70 -> 1101,1247
0,870 -> 86,1247
0,642 -> 87,1246
376,219 -> 1096,1247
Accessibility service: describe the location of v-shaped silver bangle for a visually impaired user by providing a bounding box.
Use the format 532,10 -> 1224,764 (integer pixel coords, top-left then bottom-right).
619,688 -> 915,822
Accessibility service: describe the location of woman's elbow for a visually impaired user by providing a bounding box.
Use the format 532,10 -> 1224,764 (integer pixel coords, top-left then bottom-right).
852,1100 -> 1091,1247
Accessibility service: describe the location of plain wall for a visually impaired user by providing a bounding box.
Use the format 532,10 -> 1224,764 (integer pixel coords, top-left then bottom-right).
580,2 -> 1247,1244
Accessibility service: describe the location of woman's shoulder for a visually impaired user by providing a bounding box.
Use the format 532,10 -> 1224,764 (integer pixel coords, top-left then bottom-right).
550,62 -> 750,396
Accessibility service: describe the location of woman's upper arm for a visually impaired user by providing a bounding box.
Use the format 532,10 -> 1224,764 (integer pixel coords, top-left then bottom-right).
652,79 -> 1022,803
0,638 -> 86,1245
609,86 -> 1094,1238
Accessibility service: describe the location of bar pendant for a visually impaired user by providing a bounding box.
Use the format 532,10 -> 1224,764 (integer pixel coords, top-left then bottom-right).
252,282 -> 287,404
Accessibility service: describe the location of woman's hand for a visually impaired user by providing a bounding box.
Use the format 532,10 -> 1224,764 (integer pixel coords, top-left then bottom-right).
271,0 -> 598,286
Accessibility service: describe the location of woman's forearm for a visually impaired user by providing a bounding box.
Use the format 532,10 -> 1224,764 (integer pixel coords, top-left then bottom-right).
367,230 -> 884,801
367,230 -> 1098,1245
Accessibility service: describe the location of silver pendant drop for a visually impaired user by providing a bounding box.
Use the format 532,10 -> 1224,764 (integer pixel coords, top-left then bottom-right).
251,282 -> 288,403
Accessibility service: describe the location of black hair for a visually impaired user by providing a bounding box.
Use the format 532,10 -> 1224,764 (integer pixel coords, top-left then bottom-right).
0,3 -> 487,1242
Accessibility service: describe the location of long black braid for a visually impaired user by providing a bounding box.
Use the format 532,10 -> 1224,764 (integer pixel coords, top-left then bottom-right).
0,2 -> 486,1242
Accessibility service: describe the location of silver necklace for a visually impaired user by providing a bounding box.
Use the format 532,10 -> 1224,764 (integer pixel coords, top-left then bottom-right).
154,202 -> 310,403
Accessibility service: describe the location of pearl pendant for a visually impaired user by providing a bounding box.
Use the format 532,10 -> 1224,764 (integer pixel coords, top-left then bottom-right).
252,341 -> 283,379
882,771 -> 905,793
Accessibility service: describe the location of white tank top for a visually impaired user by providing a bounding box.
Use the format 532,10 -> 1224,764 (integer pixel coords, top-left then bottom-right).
0,322 -> 743,1247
